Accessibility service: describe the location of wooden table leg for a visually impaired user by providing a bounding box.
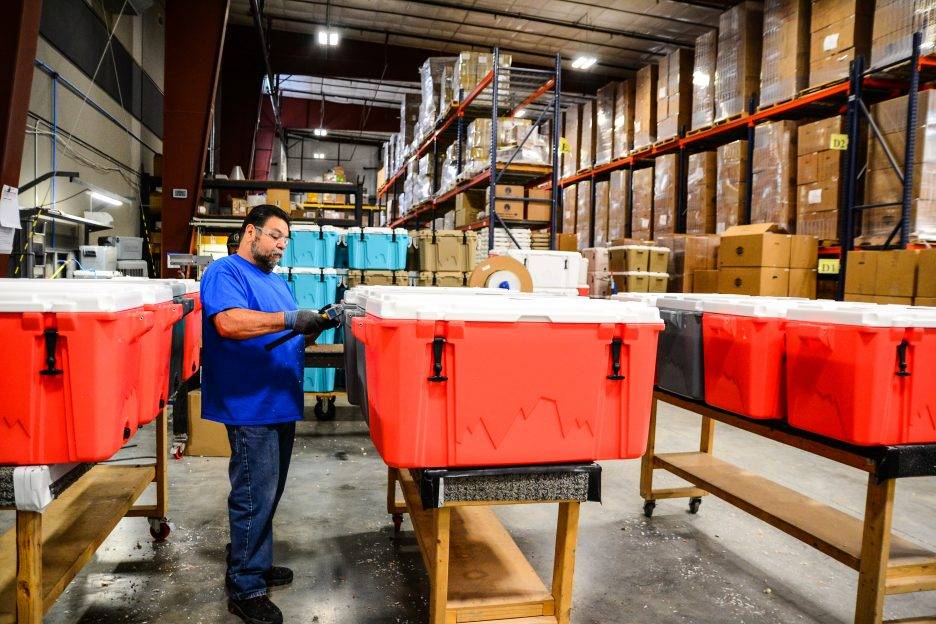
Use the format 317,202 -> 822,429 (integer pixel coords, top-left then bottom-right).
855,474 -> 896,624
155,407 -> 169,518
700,416 -> 715,454
429,506 -> 451,624
387,468 -> 399,515
16,510 -> 42,624
552,501 -> 581,624
639,398 -> 659,500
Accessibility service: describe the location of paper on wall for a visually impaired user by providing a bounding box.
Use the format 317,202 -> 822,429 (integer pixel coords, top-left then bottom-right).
0,185 -> 21,229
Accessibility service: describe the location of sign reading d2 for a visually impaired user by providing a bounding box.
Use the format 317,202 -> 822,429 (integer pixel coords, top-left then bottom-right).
829,134 -> 849,150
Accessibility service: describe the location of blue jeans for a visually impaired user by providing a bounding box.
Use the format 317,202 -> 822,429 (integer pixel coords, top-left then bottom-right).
225,422 -> 296,600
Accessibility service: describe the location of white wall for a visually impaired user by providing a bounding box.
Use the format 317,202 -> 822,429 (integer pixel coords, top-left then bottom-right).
285,137 -> 380,203
19,2 -> 164,253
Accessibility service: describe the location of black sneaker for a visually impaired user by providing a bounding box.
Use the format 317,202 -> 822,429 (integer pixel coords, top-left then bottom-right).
227,595 -> 283,624
265,566 -> 293,588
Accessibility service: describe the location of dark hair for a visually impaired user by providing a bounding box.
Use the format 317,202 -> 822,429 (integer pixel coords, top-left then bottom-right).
239,204 -> 291,239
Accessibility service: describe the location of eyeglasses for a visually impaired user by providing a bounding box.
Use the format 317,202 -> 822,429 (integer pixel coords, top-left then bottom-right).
255,226 -> 290,246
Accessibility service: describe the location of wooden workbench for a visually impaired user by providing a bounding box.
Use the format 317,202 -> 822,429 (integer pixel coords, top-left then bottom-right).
641,391 -> 936,624
0,409 -> 170,624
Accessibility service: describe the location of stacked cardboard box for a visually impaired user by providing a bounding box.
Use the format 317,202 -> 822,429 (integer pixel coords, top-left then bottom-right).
464,118 -> 549,175
809,0 -> 874,88
609,170 -> 632,242
595,181 -> 610,246
454,191 -> 485,227
416,57 -> 457,140
872,0 -> 936,68
576,181 -> 592,249
686,152 -> 717,234
613,81 -> 636,159
653,154 -> 681,236
583,247 -> 611,297
716,140 -> 749,233
657,234 -> 720,293
691,30 -> 718,130
609,245 -> 670,293
453,51 -> 512,104
634,65 -> 658,149
399,93 -> 421,147
525,188 -> 552,222
631,166 -> 655,240
796,116 -> 844,240
562,184 -> 577,234
579,100 -> 597,172
845,248 -> 936,304
561,106 -> 581,179
760,0 -> 811,108
714,2 -> 764,121
865,92 -> 936,241
656,49 -> 694,142
752,121 -> 799,232
596,82 -> 618,165
717,224 -> 819,296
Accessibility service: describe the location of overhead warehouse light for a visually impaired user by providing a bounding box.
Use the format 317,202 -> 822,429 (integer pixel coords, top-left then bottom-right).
313,127 -> 328,137
514,108 -> 527,118
571,56 -> 597,70
313,152 -> 326,159
317,30 -> 340,46
89,191 -> 124,207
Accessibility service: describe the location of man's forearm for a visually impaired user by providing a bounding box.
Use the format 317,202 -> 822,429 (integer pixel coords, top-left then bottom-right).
214,308 -> 287,340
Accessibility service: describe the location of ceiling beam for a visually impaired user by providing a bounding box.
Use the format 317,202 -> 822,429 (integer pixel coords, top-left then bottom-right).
248,0 -> 284,136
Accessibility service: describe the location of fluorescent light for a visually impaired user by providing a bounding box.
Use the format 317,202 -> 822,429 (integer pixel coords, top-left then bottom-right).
88,191 -> 124,206
313,128 -> 328,137
317,29 -> 339,46
571,56 -> 597,70
514,108 -> 526,118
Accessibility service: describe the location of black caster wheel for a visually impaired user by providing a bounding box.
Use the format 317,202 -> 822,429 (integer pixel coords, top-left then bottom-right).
392,513 -> 403,535
326,396 -> 336,420
642,500 -> 656,518
314,397 -> 337,421
689,497 -> 703,514
149,518 -> 171,541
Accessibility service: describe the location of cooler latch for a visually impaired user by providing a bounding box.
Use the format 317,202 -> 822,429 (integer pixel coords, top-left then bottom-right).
607,338 -> 625,381
896,340 -> 911,377
427,337 -> 448,382
40,328 -> 63,376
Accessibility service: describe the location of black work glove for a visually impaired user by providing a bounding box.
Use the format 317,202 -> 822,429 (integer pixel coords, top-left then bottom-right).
285,309 -> 336,336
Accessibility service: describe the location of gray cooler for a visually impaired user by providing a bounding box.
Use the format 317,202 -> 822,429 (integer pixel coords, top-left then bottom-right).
655,297 -> 705,400
341,292 -> 369,422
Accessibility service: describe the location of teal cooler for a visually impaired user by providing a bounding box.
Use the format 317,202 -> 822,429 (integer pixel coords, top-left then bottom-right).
290,268 -> 340,392
346,227 -> 410,270
291,225 -> 340,268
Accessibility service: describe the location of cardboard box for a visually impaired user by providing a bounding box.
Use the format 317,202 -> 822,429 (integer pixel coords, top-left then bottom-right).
613,80 -> 636,159
595,82 -> 617,165
653,154 -> 680,236
561,106 -> 581,178
631,166 -> 654,240
789,268 -> 818,298
808,0 -> 874,87
562,185 -> 577,233
915,296 -> 936,307
608,170 -> 631,242
718,223 -> 792,268
714,1 -> 764,121
917,248 -> 936,297
718,267 -> 791,296
751,120 -> 799,232
579,100 -> 597,171
691,30 -> 718,130
576,181 -> 592,249
594,180 -> 610,246
587,270 -> 612,298
232,198 -> 248,217
657,234 -> 719,293
872,0 -> 936,68
496,184 -> 524,199
873,249 -> 919,297
844,250 -> 878,294
760,0 -> 811,107
871,295 -> 914,304
525,202 -> 551,222
266,188 -> 291,209
583,247 -> 610,273
609,245 -> 650,272
490,201 -> 524,220
686,151 -> 717,234
845,293 -> 878,303
797,207 -> 840,239
656,48 -> 694,141
634,64 -> 658,149
693,269 -> 720,293
789,235 -> 819,268
716,140 -> 749,234
186,390 -> 231,457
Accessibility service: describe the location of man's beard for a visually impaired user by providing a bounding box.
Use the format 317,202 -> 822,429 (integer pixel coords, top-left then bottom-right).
251,238 -> 282,272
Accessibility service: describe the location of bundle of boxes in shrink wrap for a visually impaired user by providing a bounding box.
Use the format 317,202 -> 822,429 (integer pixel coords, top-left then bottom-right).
686,152 -> 717,234
751,120 -> 799,232
656,49 -> 694,142
576,181 -> 592,249
583,247 -> 611,297
609,244 -> 670,293
399,92 -> 421,150
595,82 -> 617,165
717,223 -> 819,296
416,57 -> 457,141
845,248 -> 936,305
609,170 -> 631,242
634,65 -> 658,150
797,116 -> 844,240
872,0 -> 936,68
716,139 -> 749,233
865,92 -> 936,241
562,184 -> 577,235
632,166 -> 655,240
463,118 -> 549,178
594,180 -> 610,246
411,154 -> 435,206
760,0 -> 811,108
453,51 -> 511,105
437,142 -> 459,195
579,100 -> 597,172
561,106 -> 580,178
809,0 -> 874,88
655,234 -> 720,293
653,154 -> 681,236
614,81 -> 636,159
714,2 -> 763,121
691,30 -> 718,130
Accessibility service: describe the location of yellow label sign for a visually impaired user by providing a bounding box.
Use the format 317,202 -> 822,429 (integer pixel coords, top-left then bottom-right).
829,133 -> 849,150
818,257 -> 840,274
559,137 -> 571,155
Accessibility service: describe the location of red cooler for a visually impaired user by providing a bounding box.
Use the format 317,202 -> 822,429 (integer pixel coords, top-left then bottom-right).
353,292 -> 663,468
785,303 -> 936,445
0,284 -> 154,465
701,298 -> 799,420
179,279 -> 202,380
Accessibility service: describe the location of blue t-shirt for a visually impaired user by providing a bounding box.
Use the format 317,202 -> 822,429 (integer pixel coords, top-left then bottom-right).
200,254 -> 303,425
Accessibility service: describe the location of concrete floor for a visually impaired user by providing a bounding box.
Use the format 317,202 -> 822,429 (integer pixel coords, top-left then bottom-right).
3,400 -> 936,624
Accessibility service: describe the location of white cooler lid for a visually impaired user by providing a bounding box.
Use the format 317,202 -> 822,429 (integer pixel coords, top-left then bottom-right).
344,285 -> 531,306
291,267 -> 338,276
346,226 -> 393,235
74,270 -> 122,279
700,297 -> 802,318
366,291 -> 662,324
656,293 -> 750,312
112,276 -> 187,297
0,278 -> 174,305
291,224 -> 320,232
0,281 -> 147,312
787,301 -> 936,327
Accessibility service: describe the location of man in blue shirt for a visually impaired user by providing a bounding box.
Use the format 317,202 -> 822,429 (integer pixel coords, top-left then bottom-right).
201,205 -> 337,624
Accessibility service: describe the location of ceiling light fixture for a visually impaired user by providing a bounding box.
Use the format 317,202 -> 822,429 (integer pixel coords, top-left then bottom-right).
313,128 -> 328,137
313,152 -> 326,159
88,191 -> 124,207
317,30 -> 340,46
571,56 -> 597,70
514,108 -> 526,118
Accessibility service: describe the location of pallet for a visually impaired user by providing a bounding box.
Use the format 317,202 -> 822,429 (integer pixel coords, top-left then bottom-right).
798,77 -> 849,97
686,124 -> 714,137
855,236 -> 935,248
757,94 -> 797,111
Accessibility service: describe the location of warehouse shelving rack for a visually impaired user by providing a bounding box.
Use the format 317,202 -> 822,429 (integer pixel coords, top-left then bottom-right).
377,48 -> 563,250
557,33 -> 936,299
